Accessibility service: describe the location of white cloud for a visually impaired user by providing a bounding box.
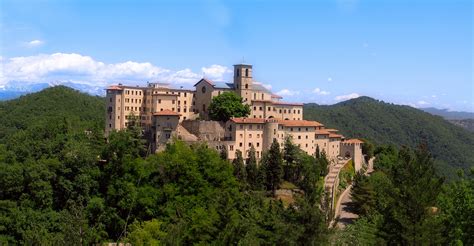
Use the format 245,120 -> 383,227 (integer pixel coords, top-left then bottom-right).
0,53 -> 216,86
417,100 -> 429,106
201,64 -> 231,81
335,93 -> 360,101
276,89 -> 300,97
25,39 -> 44,47
312,88 -> 330,95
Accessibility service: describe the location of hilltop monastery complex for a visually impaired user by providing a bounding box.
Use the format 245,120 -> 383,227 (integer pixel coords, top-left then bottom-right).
105,64 -> 364,171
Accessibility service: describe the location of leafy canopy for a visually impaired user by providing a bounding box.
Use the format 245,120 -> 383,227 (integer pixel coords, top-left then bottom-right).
208,92 -> 250,122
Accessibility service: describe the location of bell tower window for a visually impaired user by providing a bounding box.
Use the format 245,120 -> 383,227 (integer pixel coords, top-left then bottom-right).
245,68 -> 249,77
236,69 -> 240,77
245,84 -> 248,89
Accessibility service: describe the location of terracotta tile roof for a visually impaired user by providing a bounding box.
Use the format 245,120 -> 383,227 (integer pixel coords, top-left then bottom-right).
315,129 -> 331,135
343,139 -> 364,144
230,117 -> 266,124
106,85 -> 123,90
272,101 -> 304,106
278,120 -> 323,127
271,94 -> 283,99
329,133 -> 343,138
325,128 -> 339,132
153,109 -> 181,116
250,100 -> 303,106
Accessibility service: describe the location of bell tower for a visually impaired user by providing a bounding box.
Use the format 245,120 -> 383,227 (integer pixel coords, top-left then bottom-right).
233,64 -> 253,104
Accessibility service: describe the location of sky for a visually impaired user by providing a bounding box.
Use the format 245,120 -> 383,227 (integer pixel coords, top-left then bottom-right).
1,0 -> 473,111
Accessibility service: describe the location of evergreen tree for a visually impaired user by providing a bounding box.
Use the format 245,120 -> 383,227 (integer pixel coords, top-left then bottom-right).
387,146 -> 444,244
351,171 -> 376,216
283,136 -> 300,183
315,145 -> 321,159
263,139 -> 283,195
245,146 -> 259,189
232,150 -> 246,182
219,147 -> 228,160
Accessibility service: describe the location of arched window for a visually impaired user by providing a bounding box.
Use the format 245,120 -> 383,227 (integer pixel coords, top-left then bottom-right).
236,69 -> 240,77
245,68 -> 249,77
245,84 -> 248,89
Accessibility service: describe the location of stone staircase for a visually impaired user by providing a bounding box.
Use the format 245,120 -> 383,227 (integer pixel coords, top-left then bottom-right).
324,161 -> 346,190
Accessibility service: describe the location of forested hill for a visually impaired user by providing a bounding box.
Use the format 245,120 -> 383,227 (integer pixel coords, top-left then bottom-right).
304,97 -> 474,179
0,86 -> 105,143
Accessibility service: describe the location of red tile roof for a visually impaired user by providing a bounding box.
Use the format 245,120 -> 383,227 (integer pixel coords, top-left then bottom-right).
230,118 -> 266,124
153,109 -> 181,116
343,139 -> 364,144
329,133 -> 343,138
271,94 -> 283,99
325,128 -> 339,132
272,101 -> 304,106
278,120 -> 323,127
315,129 -> 331,135
106,85 -> 123,90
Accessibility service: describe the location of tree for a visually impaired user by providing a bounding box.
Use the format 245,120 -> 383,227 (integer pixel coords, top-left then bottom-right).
246,146 -> 260,189
262,139 -> 283,195
283,136 -> 300,182
232,150 -> 246,182
208,92 -> 251,122
361,138 -> 375,162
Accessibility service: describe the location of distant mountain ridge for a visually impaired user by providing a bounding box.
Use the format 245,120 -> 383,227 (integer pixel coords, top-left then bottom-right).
421,107 -> 474,120
304,96 -> 474,179
0,81 -> 105,100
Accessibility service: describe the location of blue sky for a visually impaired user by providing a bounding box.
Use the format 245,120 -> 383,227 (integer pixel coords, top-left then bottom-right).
1,0 -> 473,111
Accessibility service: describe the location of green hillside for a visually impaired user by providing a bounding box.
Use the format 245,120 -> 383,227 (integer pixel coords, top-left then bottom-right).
304,97 -> 474,179
0,86 -> 105,143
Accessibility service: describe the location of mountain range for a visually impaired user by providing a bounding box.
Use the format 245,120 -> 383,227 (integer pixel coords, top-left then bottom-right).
304,97 -> 474,180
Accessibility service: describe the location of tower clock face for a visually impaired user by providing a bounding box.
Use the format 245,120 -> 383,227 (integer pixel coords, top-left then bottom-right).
202,86 -> 206,93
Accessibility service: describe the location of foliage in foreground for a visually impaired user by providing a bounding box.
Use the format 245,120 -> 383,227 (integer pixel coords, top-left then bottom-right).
208,92 -> 251,122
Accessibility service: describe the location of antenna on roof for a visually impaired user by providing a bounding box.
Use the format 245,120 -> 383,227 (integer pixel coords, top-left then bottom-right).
242,56 -> 245,64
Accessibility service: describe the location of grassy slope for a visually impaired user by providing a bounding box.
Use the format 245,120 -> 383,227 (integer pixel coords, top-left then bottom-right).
0,86 -> 105,143
304,97 -> 474,179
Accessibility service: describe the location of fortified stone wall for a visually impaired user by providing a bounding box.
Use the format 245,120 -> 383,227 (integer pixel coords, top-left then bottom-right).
181,120 -> 226,141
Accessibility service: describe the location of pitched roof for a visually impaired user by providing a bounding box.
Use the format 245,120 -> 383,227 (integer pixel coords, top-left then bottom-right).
106,85 -> 123,90
271,94 -> 283,99
343,139 -> 364,144
325,128 -> 339,132
153,109 -> 181,116
230,118 -> 266,124
315,129 -> 331,135
272,101 -> 304,106
193,78 -> 214,87
278,120 -> 323,127
329,133 -> 343,138
252,83 -> 272,93
213,82 -> 235,90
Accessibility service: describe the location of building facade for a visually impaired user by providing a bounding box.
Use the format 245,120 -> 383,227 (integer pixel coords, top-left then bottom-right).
105,63 -> 364,171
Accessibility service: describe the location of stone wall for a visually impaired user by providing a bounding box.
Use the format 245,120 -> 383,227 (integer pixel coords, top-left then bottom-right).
181,120 -> 226,141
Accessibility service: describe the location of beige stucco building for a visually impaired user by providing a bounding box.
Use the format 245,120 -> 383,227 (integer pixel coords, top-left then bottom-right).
105,63 -> 364,171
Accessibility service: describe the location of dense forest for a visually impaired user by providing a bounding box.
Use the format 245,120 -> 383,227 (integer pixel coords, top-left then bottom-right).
0,87 -> 329,244
0,87 -> 472,244
304,97 -> 474,179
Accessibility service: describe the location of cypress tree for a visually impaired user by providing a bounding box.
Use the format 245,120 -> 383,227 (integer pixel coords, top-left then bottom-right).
232,150 -> 246,182
246,145 -> 259,189
263,139 -> 284,195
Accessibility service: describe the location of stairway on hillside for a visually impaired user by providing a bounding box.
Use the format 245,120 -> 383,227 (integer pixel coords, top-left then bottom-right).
324,161 -> 346,189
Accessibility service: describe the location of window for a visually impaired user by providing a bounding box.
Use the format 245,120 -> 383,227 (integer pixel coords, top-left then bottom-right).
245,84 -> 248,89
109,115 -> 112,120
240,125 -> 243,129
230,145 -> 234,151
178,100 -> 181,105
202,86 -> 206,93
268,107 -> 271,111
257,142 -> 260,147
248,143 -> 252,147
249,134 -> 252,138
239,142 -> 243,147
254,106 -> 257,110
203,104 -> 206,112
262,93 -> 264,99
172,100 -> 175,104
184,100 -> 187,105
184,108 -> 187,113
158,99 -> 161,103
298,135 -> 301,139
245,68 -> 249,77
237,69 -> 240,77
284,109 -> 287,113
109,124 -> 112,128
259,107 -> 263,110
257,134 -> 260,138
109,97 -> 112,102
279,109 -> 282,113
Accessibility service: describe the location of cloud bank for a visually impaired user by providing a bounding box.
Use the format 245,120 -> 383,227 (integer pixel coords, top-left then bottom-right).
0,53 -> 231,86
